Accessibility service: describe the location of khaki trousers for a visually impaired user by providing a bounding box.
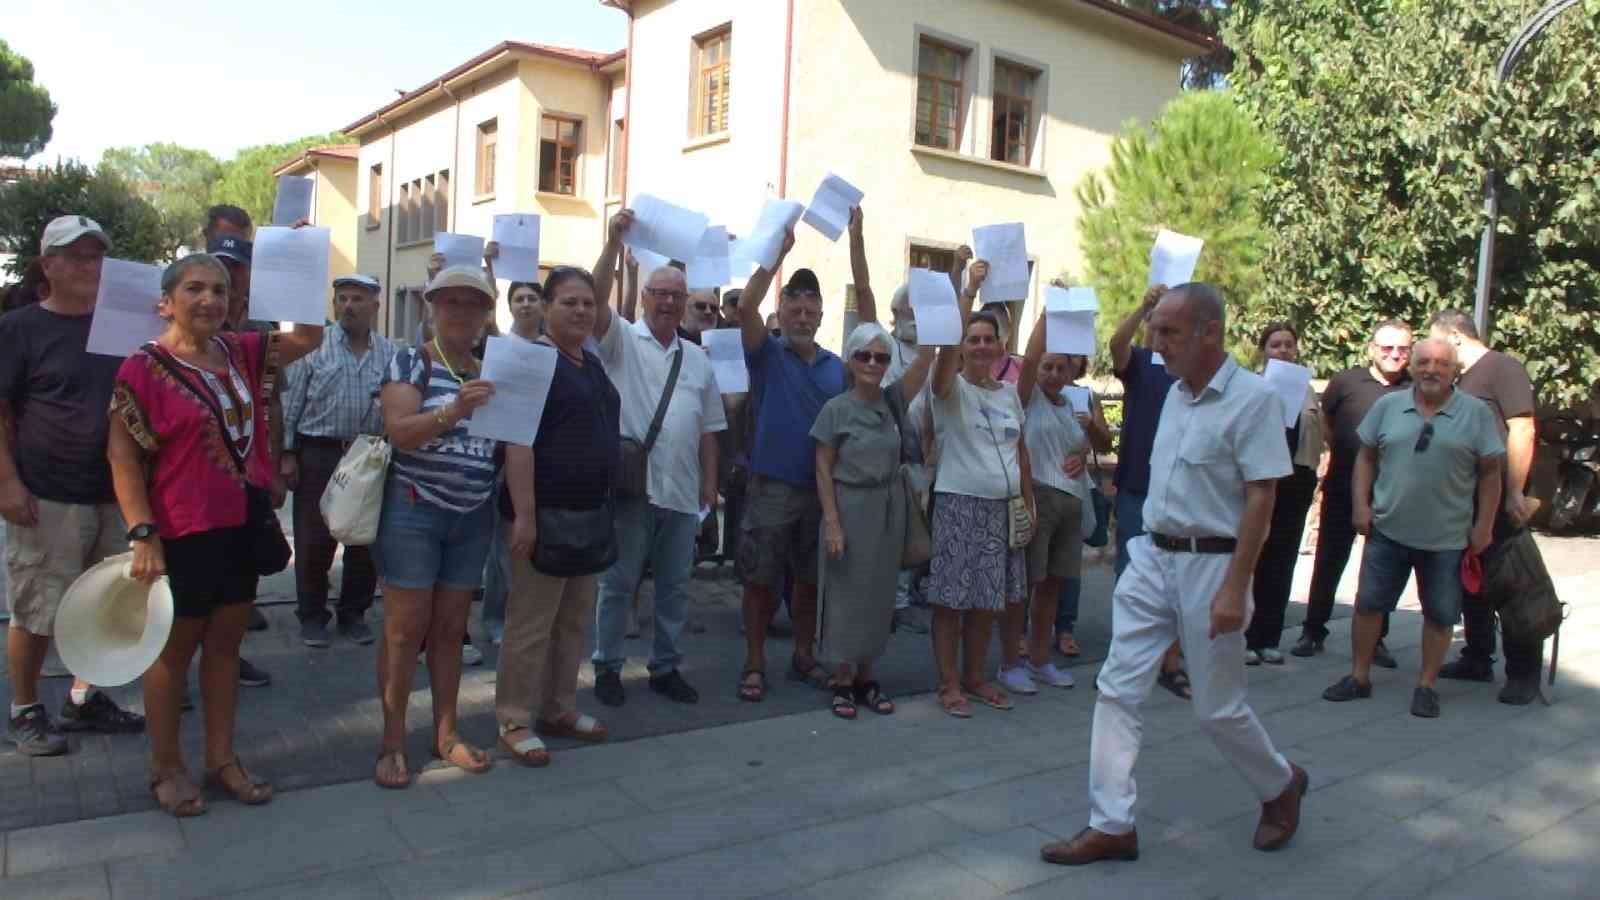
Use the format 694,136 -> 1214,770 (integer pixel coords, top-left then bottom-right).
494,549 -> 595,729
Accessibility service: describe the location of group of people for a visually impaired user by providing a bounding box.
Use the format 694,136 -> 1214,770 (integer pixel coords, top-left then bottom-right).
2,201 -> 1552,862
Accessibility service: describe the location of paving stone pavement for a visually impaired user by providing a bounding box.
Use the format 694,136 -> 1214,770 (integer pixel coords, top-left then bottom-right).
3,517 -> 1596,897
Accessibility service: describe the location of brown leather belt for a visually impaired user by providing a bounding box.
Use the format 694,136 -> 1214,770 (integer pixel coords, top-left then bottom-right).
1149,532 -> 1237,554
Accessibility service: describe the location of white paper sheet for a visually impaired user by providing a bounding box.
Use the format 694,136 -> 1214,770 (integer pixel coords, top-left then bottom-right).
1150,351 -> 1166,366
491,215 -> 541,283
1263,358 -> 1313,428
688,226 -> 732,290
87,259 -> 164,356
624,194 -> 709,264
1147,229 -> 1204,288
271,175 -> 314,226
1063,384 -> 1092,415
248,226 -> 331,325
972,222 -> 1030,303
1045,286 -> 1100,314
631,247 -> 671,277
1047,310 -> 1096,355
467,336 -> 558,445
743,198 -> 807,271
434,232 -> 485,270
702,328 -> 749,394
800,173 -> 864,242
907,269 -> 961,347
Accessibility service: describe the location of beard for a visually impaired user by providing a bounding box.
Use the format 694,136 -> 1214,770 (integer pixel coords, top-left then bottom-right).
893,319 -> 917,343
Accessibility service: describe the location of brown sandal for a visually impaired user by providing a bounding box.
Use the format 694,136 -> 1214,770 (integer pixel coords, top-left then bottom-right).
374,749 -> 412,789
535,714 -> 608,743
498,726 -> 552,767
205,757 -> 273,805
434,736 -> 492,773
149,769 -> 207,817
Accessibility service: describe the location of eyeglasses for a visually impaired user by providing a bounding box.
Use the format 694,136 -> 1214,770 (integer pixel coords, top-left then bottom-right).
1376,344 -> 1412,356
1415,421 -> 1434,453
644,287 -> 689,302
691,301 -> 717,313
852,350 -> 892,366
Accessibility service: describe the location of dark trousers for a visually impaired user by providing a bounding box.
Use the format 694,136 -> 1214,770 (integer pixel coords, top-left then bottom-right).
721,472 -> 746,563
292,438 -> 377,625
1247,466 -> 1318,650
1301,485 -> 1389,643
1459,512 -> 1545,679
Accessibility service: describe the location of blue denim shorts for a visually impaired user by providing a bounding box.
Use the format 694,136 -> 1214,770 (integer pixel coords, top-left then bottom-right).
1356,529 -> 1464,627
371,479 -> 495,591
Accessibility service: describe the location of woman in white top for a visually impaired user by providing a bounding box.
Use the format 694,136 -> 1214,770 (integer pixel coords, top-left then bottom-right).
927,261 -> 1036,718
1052,346 -> 1113,659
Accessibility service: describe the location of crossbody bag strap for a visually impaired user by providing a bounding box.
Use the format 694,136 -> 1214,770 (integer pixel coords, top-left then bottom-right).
979,399 -> 1015,499
640,339 -> 683,455
142,341 -> 250,477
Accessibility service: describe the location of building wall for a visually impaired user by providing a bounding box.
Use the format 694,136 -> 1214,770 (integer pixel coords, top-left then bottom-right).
313,159 -> 359,282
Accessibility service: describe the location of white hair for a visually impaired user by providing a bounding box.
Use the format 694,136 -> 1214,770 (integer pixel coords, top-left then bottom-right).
843,322 -> 892,360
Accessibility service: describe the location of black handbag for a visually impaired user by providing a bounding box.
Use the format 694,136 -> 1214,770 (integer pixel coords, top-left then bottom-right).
533,504 -> 618,577
614,340 -> 682,499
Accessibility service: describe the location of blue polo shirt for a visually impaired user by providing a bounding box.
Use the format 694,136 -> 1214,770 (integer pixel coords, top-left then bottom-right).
1113,345 -> 1177,497
747,334 -> 846,487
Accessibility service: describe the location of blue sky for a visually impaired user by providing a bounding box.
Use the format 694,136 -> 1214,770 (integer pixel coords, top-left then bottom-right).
10,0 -> 626,165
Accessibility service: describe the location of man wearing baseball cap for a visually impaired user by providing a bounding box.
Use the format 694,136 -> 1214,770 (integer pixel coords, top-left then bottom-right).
280,274 -> 395,648
206,234 -> 254,331
1,215 -> 146,756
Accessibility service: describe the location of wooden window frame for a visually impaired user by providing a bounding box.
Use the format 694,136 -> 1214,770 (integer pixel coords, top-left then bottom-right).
908,242 -> 959,279
692,25 -> 732,138
991,60 -> 1037,166
915,36 -> 968,152
538,114 -> 582,196
475,120 -> 497,197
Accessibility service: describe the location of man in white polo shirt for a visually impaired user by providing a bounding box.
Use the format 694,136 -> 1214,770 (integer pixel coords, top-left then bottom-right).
1042,283 -> 1307,866
588,211 -> 726,707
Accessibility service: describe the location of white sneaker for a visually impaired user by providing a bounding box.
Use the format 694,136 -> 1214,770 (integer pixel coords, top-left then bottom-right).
997,665 -> 1039,695
1027,661 -> 1076,688
1245,649 -> 1262,666
1259,647 -> 1285,665
462,642 -> 484,667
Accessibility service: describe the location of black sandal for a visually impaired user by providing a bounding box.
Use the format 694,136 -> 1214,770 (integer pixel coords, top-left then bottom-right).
831,684 -> 857,720
1157,667 -> 1193,700
853,680 -> 895,716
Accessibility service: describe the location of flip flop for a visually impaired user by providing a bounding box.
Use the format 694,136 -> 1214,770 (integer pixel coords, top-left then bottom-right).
434,736 -> 492,774
499,726 -> 552,767
1057,633 -> 1081,657
965,686 -> 1014,711
374,750 -> 412,790
535,714 -> 608,743
738,669 -> 767,703
938,689 -> 972,718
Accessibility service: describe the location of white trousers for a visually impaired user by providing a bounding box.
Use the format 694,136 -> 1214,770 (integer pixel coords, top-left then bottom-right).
1088,535 -> 1293,835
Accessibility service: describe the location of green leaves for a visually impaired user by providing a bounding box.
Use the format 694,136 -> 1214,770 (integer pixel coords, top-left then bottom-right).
99,143 -> 225,256
0,40 -> 56,161
0,162 -> 166,277
208,133 -> 344,232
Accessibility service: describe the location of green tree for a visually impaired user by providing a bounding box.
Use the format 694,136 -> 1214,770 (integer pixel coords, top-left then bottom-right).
0,40 -> 56,160
0,162 -> 166,277
209,133 -> 344,228
1074,89 -> 1281,360
100,143 -> 224,255
1124,1 -> 1235,88
1227,0 -> 1600,404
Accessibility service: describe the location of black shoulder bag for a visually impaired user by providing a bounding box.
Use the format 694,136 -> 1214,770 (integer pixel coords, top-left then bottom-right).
613,339 -> 682,499
534,358 -> 619,577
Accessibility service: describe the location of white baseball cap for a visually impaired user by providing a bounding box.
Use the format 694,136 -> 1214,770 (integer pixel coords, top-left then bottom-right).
40,215 -> 112,255
332,273 -> 382,292
424,265 -> 495,302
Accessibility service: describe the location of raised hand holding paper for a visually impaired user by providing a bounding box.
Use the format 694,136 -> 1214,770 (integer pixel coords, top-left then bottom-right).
434,232 -> 486,270
689,226 -> 732,290
1148,229 -> 1204,288
623,194 -> 709,264
971,223 -> 1030,302
88,259 -> 164,356
1044,285 -> 1098,355
271,175 -> 314,226
741,197 -> 806,270
249,226 -> 331,325
1064,384 -> 1092,415
491,215 -> 541,283
702,328 -> 749,393
1045,286 -> 1100,313
907,268 -> 961,346
800,173 -> 864,242
1263,358 -> 1314,428
468,336 -> 558,445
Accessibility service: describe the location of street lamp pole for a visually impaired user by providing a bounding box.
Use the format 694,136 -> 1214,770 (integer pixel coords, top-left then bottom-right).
1472,0 -> 1583,339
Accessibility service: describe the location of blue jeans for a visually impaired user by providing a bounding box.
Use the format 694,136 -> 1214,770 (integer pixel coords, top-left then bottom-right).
593,499 -> 699,676
481,513 -> 512,633
1356,528 -> 1464,627
1114,490 -> 1147,582
1055,577 -> 1081,633
371,480 -> 494,590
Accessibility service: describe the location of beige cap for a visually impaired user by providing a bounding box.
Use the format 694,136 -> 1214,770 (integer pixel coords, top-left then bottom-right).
41,215 -> 112,255
424,264 -> 495,302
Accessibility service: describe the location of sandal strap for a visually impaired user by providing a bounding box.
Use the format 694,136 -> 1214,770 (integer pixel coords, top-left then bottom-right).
505,733 -> 546,755
571,714 -> 599,734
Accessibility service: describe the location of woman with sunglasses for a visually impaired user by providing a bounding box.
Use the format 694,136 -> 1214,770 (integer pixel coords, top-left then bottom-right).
926,260 -> 1035,717
811,323 -> 933,718
1244,321 -> 1324,665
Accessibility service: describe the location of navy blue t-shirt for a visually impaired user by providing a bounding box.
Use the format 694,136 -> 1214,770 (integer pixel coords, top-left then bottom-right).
1113,345 -> 1177,497
747,335 -> 846,487
530,349 -> 620,511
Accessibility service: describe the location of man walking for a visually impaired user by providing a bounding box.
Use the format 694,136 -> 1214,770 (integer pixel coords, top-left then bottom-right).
1322,338 -> 1503,718
1429,310 -> 1546,703
1292,320 -> 1414,665
2,216 -> 145,756
1042,284 -> 1306,865
280,274 -> 394,648
588,211 -> 726,706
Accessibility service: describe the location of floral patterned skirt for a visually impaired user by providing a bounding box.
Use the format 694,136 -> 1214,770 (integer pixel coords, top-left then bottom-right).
928,492 -> 1027,612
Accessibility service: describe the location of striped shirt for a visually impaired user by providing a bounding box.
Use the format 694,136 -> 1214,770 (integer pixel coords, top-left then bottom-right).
281,324 -> 395,448
383,345 -> 499,513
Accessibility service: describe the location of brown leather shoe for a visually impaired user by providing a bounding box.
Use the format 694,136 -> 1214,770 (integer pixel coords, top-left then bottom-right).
1254,763 -> 1309,851
1040,827 -> 1140,866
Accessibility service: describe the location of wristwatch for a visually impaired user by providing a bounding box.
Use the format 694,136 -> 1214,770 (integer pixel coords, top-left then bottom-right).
125,523 -> 158,542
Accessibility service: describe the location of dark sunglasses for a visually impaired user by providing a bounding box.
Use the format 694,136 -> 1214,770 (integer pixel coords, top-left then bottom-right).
1415,421 -> 1434,453
852,350 -> 892,366
691,301 -> 717,313
1376,344 -> 1412,356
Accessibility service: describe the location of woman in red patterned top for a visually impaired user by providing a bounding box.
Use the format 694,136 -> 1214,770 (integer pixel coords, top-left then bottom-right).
108,253 -> 322,817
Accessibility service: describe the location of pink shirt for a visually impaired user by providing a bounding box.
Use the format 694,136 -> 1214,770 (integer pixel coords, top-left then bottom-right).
112,331 -> 277,540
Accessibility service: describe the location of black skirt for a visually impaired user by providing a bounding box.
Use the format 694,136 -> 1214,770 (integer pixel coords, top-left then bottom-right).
163,525 -> 259,618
